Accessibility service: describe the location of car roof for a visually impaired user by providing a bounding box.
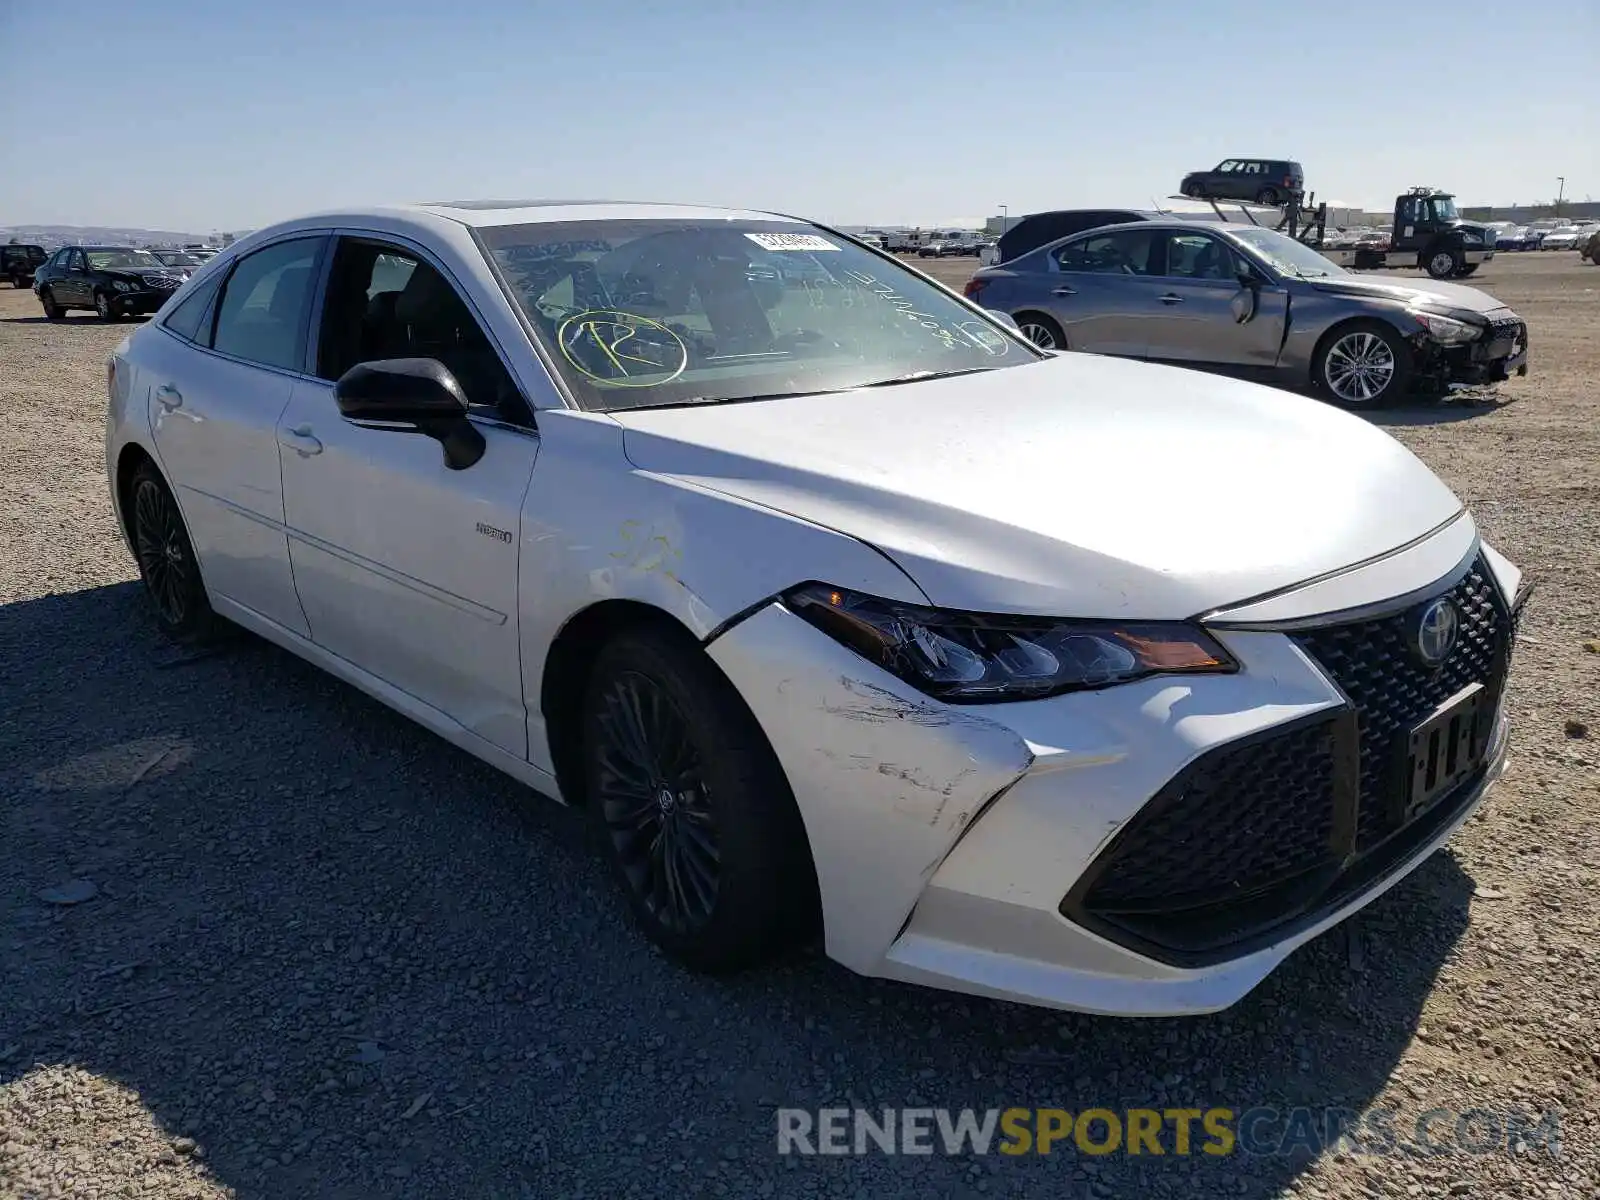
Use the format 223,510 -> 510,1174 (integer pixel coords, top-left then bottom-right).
408,199 -> 805,228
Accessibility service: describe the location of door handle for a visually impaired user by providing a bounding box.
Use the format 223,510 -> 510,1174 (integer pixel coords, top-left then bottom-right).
155,384 -> 183,410
279,425 -> 323,456
1051,285 -> 1077,296
1159,293 -> 1185,305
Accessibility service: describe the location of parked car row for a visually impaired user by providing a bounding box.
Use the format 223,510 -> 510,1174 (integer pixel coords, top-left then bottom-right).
102,198 -> 1527,1020
1487,219 -> 1599,251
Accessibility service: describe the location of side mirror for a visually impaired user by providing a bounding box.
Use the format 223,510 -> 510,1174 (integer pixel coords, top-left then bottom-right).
1236,265 -> 1261,288
333,358 -> 486,471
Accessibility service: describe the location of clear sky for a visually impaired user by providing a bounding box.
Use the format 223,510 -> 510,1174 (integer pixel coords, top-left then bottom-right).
1,0 -> 1594,233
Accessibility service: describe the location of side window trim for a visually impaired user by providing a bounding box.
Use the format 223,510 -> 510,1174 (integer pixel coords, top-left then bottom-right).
311,228 -> 535,427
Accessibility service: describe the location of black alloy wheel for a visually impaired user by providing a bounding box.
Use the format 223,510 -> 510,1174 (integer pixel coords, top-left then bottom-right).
129,463 -> 216,640
95,291 -> 116,321
582,625 -> 817,972
593,667 -> 721,936
40,288 -> 63,320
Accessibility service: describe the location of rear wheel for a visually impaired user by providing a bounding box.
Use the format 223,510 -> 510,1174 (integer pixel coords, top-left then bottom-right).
40,288 -> 64,320
129,462 -> 218,641
1014,311 -> 1065,351
582,625 -> 817,973
1425,247 -> 1463,279
1254,187 -> 1281,206
1314,321 -> 1410,408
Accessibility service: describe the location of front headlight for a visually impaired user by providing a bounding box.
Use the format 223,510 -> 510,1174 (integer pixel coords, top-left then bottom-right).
1461,234 -> 1483,245
785,583 -> 1237,703
1410,310 -> 1481,345
112,279 -> 135,292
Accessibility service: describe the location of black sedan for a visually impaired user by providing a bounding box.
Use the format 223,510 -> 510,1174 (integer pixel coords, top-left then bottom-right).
33,246 -> 188,321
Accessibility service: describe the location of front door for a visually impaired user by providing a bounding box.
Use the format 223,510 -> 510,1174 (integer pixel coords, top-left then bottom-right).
146,236 -> 325,637
276,234 -> 538,757
1142,230 -> 1287,369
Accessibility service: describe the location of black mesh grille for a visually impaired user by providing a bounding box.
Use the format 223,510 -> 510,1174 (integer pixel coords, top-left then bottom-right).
1292,558 -> 1510,850
1085,719 -> 1339,912
1063,555 -> 1515,965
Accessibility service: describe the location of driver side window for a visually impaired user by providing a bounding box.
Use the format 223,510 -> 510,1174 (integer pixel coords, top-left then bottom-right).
315,238 -> 525,422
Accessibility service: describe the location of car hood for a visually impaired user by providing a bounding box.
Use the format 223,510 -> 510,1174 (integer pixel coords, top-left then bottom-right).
613,354 -> 1464,619
1309,275 -> 1508,315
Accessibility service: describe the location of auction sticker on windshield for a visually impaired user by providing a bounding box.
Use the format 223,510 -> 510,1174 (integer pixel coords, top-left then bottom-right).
745,233 -> 840,252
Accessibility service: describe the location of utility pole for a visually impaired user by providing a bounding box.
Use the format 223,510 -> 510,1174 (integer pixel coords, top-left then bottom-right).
1555,177 -> 1565,216
999,204 -> 1008,234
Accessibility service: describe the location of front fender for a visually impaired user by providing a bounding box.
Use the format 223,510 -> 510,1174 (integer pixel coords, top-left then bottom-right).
517,410 -> 933,780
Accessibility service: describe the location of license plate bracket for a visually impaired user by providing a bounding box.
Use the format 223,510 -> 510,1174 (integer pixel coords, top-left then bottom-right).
1398,683 -> 1489,823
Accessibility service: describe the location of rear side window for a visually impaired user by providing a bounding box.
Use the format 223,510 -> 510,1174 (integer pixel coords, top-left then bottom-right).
1055,229 -> 1158,275
212,238 -> 323,372
162,273 -> 225,345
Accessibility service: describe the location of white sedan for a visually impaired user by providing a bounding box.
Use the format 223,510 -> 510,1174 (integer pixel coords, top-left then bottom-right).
104,201 -> 1527,1016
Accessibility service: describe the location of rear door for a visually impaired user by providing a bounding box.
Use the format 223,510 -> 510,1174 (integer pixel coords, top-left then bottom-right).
145,236 -> 326,636
1043,227 -> 1166,357
276,232 -> 538,757
1142,230 -> 1286,368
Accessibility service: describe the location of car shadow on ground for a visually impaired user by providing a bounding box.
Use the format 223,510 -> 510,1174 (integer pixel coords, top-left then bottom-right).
1,583 -> 1476,1198
1368,390 -> 1517,427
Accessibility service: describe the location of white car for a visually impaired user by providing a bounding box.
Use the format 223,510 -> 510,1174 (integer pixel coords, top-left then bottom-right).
104,201 -> 1528,1016
1538,225 -> 1583,250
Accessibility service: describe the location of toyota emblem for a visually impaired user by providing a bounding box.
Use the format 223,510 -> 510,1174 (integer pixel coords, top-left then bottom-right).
1414,597 -> 1459,666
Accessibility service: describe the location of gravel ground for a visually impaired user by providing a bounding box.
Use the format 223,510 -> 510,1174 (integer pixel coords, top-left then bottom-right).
1,253 -> 1596,1199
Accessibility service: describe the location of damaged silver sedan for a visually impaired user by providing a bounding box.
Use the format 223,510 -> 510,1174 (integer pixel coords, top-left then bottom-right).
106,201 -> 1527,1015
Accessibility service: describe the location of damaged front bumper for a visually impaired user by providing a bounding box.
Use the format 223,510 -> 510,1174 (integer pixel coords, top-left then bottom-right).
1416,315 -> 1529,385
706,538 -> 1522,1017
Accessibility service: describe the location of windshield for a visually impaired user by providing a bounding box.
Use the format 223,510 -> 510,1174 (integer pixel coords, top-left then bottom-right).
152,250 -> 202,266
1227,227 -> 1345,279
1427,197 -> 1460,222
480,219 -> 1036,413
86,249 -> 161,270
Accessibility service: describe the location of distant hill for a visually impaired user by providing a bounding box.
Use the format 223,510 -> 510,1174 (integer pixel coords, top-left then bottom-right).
3,224 -> 226,248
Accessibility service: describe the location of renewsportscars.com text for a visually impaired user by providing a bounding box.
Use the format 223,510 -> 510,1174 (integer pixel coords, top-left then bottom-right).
776,1106 -> 1561,1158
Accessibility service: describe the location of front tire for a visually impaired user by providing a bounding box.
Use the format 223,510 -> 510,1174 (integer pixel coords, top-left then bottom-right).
583,625 -> 817,973
1014,311 -> 1066,350
1313,320 -> 1410,408
40,288 -> 64,320
129,462 -> 218,641
1425,247 -> 1463,278
95,291 -> 117,321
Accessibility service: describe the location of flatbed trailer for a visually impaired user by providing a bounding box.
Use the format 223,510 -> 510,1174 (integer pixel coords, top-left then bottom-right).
1172,186 -> 1494,279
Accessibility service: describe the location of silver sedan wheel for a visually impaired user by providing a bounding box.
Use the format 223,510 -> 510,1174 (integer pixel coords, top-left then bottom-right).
1018,321 -> 1059,350
1324,331 -> 1396,405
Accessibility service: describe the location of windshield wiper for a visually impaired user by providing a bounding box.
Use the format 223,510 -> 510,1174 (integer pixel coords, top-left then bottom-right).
857,365 -> 1002,389
613,366 -> 1010,413
615,388 -> 846,412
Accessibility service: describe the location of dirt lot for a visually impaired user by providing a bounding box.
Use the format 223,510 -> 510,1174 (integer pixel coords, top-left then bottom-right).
1,253 -> 1596,1200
